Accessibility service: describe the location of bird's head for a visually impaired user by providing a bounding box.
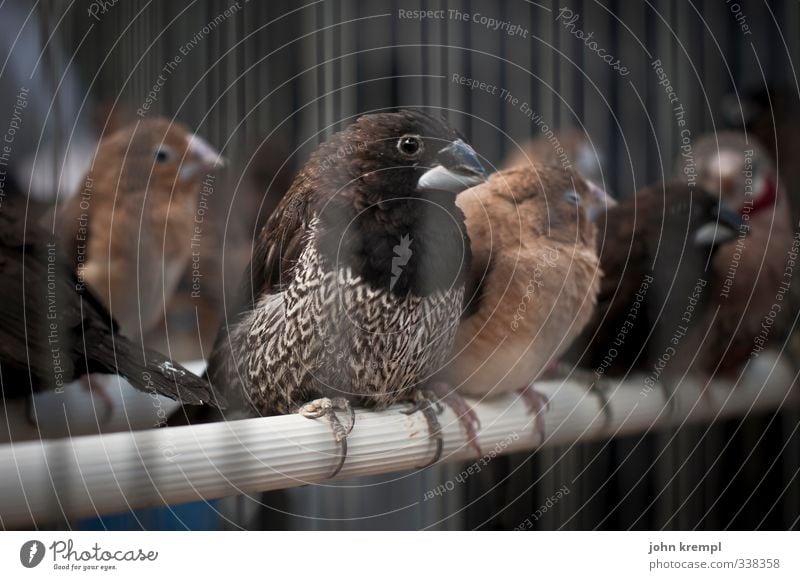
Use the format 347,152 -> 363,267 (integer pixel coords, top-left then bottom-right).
688,131 -> 777,218
632,183 -> 744,250
463,163 -> 615,249
96,118 -> 224,201
308,110 -> 487,208
685,186 -> 744,248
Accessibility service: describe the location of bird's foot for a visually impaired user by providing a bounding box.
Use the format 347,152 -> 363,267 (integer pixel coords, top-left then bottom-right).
519,383 -> 549,443
561,368 -> 614,427
659,380 -> 682,416
299,397 -> 355,479
81,375 -> 115,425
425,381 -> 481,457
402,390 -> 443,468
587,378 -> 613,428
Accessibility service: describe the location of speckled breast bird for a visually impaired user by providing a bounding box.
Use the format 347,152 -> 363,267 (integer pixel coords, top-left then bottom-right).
677,132 -> 793,377
0,201 -> 222,415
440,164 -> 613,449
56,118 -> 223,339
206,110 -> 486,476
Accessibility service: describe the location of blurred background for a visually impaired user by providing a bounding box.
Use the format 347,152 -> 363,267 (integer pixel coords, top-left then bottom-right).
1,0 -> 799,530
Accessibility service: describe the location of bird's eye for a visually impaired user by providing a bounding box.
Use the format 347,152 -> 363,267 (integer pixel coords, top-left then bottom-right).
397,135 -> 422,157
154,146 -> 173,164
565,189 -> 581,204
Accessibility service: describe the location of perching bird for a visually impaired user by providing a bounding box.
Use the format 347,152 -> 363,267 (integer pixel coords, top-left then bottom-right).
0,201 -> 223,412
574,183 -> 742,390
676,132 -> 794,377
201,110 -> 486,476
502,128 -> 606,186
56,118 -> 224,339
441,163 -> 613,449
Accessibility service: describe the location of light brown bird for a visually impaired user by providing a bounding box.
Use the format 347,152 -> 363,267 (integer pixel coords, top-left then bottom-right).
502,128 -> 606,186
676,132 -> 794,377
441,163 -> 613,447
57,118 -> 224,339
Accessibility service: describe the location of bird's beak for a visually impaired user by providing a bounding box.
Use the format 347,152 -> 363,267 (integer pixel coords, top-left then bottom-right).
693,203 -> 744,247
417,139 -> 487,194
585,181 -> 616,222
179,134 -> 226,181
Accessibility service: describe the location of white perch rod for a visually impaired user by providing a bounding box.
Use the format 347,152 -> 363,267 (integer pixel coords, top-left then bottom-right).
0,353 -> 796,528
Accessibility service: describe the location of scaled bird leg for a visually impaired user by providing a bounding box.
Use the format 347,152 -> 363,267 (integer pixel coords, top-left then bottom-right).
545,365 -> 614,427
519,383 -> 549,443
299,397 -> 354,478
426,381 -> 482,456
587,377 -> 613,428
403,390 -> 444,468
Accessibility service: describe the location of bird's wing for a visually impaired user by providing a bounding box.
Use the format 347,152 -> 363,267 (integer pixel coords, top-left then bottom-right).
202,179 -> 312,410
462,248 -> 493,320
242,178 -> 314,307
595,194 -> 653,315
54,194 -> 85,270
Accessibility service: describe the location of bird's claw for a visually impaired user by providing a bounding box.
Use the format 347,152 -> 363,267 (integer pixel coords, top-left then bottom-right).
299,397 -> 354,478
519,383 -> 549,443
402,390 -> 444,468
587,377 -> 613,428
425,381 -> 482,457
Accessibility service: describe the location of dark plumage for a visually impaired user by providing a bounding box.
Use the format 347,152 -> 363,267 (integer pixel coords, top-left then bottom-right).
199,110 -> 486,475
680,133 -> 794,376
574,183 -> 742,386
0,202 -> 222,409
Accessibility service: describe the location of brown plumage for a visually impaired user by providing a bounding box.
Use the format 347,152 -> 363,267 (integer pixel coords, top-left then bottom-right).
441,164 -> 613,443
678,132 -> 794,376
196,111 -> 486,476
56,118 -> 223,339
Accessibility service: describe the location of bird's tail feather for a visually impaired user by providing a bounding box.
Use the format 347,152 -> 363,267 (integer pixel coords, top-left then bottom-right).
86,329 -> 226,409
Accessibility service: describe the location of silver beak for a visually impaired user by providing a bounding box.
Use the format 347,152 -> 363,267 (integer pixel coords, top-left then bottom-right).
417,139 -> 487,194
180,134 -> 225,181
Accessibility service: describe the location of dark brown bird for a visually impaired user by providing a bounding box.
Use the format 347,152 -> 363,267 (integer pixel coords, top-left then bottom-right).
0,201 -> 222,414
574,183 -> 742,393
56,118 -> 223,339
440,163 -> 613,449
676,132 -> 794,377
203,110 -> 486,476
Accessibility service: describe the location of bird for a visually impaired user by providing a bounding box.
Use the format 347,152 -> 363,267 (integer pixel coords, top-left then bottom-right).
55,118 -> 224,339
502,128 -> 606,186
201,110 -> 487,477
675,132 -> 795,378
439,163 -> 614,450
574,182 -> 743,394
722,86 -> 800,221
0,200 -> 224,416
